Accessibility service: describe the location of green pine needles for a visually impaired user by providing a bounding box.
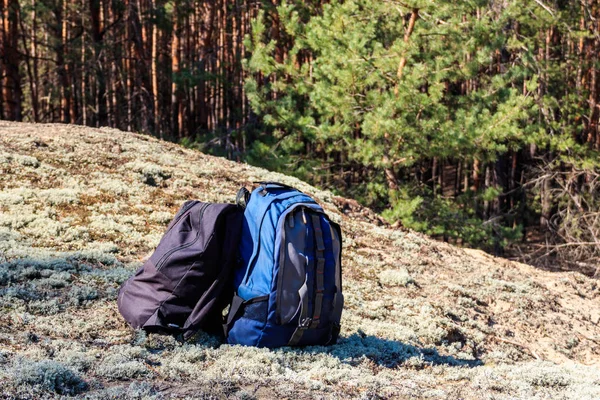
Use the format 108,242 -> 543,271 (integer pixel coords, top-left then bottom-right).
243,0 -> 600,256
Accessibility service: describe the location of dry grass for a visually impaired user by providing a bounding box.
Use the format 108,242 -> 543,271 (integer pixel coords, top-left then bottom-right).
0,121 -> 599,399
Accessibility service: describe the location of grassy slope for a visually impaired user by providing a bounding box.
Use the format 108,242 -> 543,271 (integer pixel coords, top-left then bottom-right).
0,121 -> 599,399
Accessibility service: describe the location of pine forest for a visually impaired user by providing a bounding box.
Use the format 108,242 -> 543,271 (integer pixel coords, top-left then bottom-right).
1,0 -> 600,272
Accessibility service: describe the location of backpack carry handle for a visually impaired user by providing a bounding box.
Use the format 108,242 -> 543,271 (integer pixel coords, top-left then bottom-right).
254,181 -> 300,193
237,182 -> 299,209
236,187 -> 250,209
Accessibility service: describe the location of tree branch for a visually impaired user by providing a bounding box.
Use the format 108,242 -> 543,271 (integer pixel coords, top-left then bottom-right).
394,8 -> 419,95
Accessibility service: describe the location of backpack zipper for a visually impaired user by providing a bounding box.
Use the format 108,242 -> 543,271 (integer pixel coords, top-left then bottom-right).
155,203 -> 209,271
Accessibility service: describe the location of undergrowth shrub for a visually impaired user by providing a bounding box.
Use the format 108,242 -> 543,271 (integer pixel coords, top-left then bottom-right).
383,185 -> 523,252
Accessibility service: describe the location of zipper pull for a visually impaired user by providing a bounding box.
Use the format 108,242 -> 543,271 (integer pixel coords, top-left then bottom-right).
301,208 -> 307,225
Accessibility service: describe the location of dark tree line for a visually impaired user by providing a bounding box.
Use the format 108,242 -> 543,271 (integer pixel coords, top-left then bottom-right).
0,0 -> 258,140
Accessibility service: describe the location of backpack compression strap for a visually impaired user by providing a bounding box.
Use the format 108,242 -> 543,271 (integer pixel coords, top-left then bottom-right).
309,214 -> 325,329
287,278 -> 310,346
330,223 -> 343,327
288,213 -> 326,345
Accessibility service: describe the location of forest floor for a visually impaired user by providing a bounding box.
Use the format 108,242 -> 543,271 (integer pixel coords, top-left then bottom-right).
1,121 -> 600,399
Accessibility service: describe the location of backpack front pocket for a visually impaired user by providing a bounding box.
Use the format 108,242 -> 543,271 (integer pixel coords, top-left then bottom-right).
276,207 -> 314,325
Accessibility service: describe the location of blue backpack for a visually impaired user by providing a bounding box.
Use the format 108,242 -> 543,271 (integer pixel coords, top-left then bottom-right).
225,182 -> 343,347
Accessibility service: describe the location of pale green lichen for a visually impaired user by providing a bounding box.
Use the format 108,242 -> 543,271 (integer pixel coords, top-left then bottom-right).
37,188 -> 80,206
11,358 -> 88,395
149,211 -> 174,224
67,286 -> 99,306
55,350 -> 95,374
83,381 -> 161,399
2,153 -> 42,168
123,161 -> 171,186
24,217 -> 69,238
61,225 -> 91,243
95,346 -> 151,380
378,267 -> 415,287
0,209 -> 37,229
95,177 -> 135,196
0,190 -> 28,205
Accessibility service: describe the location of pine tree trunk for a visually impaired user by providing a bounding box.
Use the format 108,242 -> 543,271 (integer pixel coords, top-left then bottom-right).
18,3 -> 37,121
151,0 -> 160,136
80,0 -> 87,125
170,5 -> 179,137
383,6 -> 419,192
431,157 -> 438,196
89,0 -> 107,126
2,0 -> 22,121
442,161 -> 457,198
125,0 -> 132,131
58,0 -> 71,123
198,0 -> 215,131
106,1 -> 117,127
472,159 -> 481,192
394,8 -> 419,93
589,2 -> 600,147
483,165 -> 491,220
540,175 -> 552,229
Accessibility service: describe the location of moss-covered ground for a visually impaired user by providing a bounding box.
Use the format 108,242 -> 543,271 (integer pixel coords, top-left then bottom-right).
1,121 -> 600,399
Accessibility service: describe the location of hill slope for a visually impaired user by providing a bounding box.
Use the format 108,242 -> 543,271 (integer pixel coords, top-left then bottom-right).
1,121 -> 599,399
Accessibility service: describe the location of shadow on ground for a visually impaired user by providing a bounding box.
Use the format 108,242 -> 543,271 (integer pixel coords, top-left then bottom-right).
185,326 -> 483,369
302,331 -> 483,369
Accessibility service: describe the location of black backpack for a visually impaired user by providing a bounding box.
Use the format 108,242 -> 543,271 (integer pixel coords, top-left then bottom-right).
117,201 -> 242,339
